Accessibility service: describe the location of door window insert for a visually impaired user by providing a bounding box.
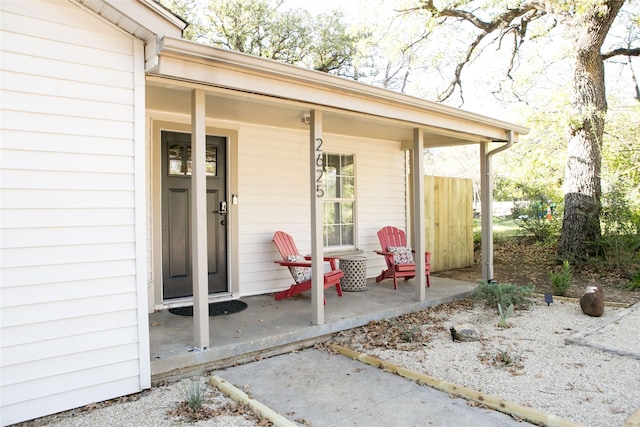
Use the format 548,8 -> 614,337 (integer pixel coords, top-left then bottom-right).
168,142 -> 217,176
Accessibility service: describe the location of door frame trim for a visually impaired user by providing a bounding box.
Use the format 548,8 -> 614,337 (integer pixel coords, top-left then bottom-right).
150,119 -> 239,310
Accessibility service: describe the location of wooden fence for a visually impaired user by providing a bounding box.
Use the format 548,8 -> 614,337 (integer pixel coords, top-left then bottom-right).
424,176 -> 474,272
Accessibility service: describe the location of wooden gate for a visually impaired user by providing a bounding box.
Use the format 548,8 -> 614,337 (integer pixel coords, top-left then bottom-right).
424,176 -> 474,272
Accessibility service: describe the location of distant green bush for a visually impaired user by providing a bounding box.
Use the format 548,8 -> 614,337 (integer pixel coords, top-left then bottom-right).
622,270 -> 640,291
593,187 -> 640,278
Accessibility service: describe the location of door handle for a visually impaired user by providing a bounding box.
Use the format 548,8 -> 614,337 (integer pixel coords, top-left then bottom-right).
213,201 -> 227,215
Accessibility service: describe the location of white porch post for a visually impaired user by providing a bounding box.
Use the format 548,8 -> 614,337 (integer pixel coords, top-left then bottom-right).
310,110 -> 324,325
412,128 -> 426,301
480,142 -> 494,282
191,89 -> 209,349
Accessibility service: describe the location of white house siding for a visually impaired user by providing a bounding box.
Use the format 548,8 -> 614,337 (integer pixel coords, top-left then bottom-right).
0,1 -> 148,424
236,124 -> 407,296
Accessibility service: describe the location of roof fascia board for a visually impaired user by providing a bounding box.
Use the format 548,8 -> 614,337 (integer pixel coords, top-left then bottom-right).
155,37 -> 529,141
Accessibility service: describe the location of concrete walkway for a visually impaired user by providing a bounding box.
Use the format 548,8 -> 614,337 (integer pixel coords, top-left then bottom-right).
213,348 -> 533,427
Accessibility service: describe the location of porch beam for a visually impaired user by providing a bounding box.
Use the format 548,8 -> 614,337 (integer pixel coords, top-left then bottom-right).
412,128 -> 426,301
480,142 -> 493,282
191,89 -> 209,349
309,110 -> 324,325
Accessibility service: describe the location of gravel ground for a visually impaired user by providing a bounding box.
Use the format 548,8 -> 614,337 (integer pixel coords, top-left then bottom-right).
23,299 -> 640,427
24,378 -> 264,427
332,299 -> 640,427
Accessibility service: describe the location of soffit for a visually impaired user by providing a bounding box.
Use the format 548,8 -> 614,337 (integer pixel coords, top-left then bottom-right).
78,0 -> 186,42
146,81 -> 484,147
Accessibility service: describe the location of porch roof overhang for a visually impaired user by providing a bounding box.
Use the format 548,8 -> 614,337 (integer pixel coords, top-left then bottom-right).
146,36 -> 529,146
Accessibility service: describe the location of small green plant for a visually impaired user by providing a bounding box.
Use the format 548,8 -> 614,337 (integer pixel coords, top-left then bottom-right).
179,379 -> 208,410
548,260 -> 573,296
621,270 -> 640,291
497,303 -> 514,328
495,347 -> 521,366
473,281 -> 534,310
391,321 -> 421,343
479,345 -> 523,371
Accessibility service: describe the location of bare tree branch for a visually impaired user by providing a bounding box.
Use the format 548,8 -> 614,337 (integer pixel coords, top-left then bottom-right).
416,0 -> 546,102
602,47 -> 640,60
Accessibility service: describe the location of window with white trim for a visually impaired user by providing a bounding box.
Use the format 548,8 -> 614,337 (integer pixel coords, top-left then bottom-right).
323,153 -> 355,249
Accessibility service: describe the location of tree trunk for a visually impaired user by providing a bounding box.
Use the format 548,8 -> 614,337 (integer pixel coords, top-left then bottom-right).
557,0 -> 625,261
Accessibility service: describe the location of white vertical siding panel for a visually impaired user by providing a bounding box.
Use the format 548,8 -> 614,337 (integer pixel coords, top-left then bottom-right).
236,124 -> 407,295
0,1 -> 147,424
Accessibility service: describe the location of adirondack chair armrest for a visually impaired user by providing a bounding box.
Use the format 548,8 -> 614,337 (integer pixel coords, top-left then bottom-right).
375,250 -> 394,257
301,255 -> 338,262
407,250 -> 432,263
374,250 -> 396,265
301,255 -> 341,270
275,258 -> 340,270
274,260 -> 312,268
324,257 -> 339,270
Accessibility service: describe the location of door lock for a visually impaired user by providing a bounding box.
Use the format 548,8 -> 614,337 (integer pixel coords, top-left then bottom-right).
213,201 -> 228,216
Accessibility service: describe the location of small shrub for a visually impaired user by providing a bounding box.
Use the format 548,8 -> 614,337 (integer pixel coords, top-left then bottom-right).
514,215 -> 561,244
391,321 -> 421,343
512,196 -> 562,244
473,228 -> 482,251
621,270 -> 640,291
479,345 -> 523,372
548,260 -> 573,296
179,379 -> 208,410
495,347 -> 522,367
473,281 -> 534,311
594,186 -> 640,276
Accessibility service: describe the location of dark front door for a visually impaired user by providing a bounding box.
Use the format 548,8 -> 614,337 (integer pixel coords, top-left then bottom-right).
161,131 -> 228,299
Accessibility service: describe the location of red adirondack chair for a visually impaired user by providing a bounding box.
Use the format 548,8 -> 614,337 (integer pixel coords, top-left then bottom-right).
272,231 -> 344,302
374,226 -> 431,289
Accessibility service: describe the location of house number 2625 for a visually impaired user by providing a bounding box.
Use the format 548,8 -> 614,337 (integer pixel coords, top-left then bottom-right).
315,137 -> 324,198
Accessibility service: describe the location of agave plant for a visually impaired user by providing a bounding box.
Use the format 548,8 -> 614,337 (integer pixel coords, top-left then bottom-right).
497,302 -> 514,328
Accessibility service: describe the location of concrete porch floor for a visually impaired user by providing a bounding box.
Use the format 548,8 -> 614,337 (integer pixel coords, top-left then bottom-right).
149,276 -> 479,380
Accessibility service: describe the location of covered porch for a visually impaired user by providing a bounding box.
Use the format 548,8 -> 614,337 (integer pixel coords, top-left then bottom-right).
149,275 -> 478,380
144,35 -> 529,358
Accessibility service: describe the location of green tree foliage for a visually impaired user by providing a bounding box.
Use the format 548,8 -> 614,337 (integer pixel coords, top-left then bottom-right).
602,102 -> 640,212
158,0 -> 366,76
403,0 -> 639,261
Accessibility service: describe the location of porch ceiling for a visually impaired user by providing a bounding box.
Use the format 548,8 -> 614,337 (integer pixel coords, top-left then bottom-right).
146,82 -> 481,147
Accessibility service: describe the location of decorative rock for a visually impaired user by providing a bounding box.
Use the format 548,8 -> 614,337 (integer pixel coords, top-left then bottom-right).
449,323 -> 481,342
580,285 -> 604,317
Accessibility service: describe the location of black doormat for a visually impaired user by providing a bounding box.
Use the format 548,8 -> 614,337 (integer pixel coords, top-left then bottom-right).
169,300 -> 248,317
